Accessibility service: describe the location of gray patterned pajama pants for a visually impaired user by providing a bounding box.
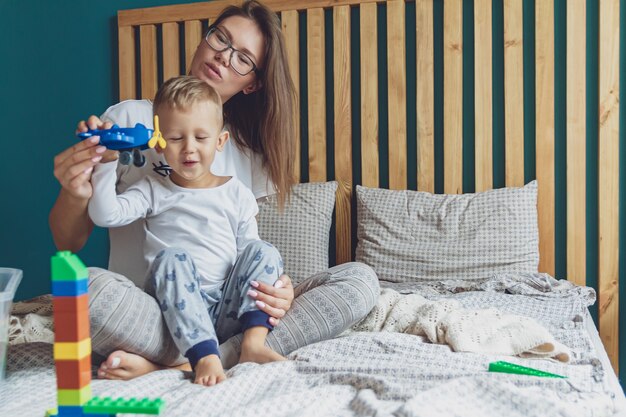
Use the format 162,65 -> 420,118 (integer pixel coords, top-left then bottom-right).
144,241 -> 283,369
88,260 -> 379,369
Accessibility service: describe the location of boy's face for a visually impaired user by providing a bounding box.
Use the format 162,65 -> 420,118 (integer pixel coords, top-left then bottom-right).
157,102 -> 229,188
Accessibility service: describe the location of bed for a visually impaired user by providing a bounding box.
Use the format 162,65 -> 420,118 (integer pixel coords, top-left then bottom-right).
2,0 -> 625,416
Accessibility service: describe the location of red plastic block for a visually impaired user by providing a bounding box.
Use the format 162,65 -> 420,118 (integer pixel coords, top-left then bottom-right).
54,311 -> 90,342
55,356 -> 92,389
53,295 -> 89,314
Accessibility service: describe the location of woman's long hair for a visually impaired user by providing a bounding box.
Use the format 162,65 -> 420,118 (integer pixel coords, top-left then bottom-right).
213,0 -> 296,208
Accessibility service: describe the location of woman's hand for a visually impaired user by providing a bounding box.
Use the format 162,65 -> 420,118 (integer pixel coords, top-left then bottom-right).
76,116 -> 119,164
249,274 -> 294,326
53,116 -> 117,200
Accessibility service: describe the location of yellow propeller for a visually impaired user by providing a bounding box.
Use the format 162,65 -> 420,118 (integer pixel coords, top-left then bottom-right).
148,115 -> 167,149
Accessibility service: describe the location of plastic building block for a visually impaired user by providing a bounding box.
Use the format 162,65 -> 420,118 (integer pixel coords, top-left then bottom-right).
488,361 -> 566,378
54,338 -> 91,361
52,251 -> 88,281
57,385 -> 92,406
54,310 -> 90,342
52,279 -> 88,297
55,356 -> 92,389
56,406 -> 85,417
83,397 -> 165,415
53,294 -> 90,342
53,295 -> 89,313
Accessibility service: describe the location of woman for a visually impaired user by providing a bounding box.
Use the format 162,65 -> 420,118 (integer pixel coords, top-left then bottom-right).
49,0 -> 379,380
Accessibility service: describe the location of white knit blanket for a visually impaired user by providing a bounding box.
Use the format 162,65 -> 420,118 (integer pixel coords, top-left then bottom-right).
347,289 -> 572,362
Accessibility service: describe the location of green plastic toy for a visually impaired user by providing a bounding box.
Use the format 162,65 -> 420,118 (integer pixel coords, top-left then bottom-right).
488,361 -> 566,378
83,397 -> 165,415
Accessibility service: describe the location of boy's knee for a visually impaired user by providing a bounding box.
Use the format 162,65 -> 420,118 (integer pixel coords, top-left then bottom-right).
243,240 -> 282,264
150,247 -> 197,293
333,262 -> 380,309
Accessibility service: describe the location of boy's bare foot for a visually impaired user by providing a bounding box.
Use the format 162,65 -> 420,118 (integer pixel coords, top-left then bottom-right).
239,344 -> 287,364
98,350 -> 191,380
194,354 -> 227,386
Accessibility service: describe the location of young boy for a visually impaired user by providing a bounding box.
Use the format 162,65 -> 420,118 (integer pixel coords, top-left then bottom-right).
88,75 -> 286,386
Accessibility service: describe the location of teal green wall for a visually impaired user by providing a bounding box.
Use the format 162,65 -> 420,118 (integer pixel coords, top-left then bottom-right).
0,0 -> 205,301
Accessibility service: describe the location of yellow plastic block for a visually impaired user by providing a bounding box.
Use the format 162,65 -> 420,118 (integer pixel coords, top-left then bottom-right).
57,385 -> 92,406
53,338 -> 91,360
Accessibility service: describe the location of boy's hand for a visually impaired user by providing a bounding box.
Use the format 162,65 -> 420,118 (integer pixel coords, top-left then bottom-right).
250,274 -> 294,326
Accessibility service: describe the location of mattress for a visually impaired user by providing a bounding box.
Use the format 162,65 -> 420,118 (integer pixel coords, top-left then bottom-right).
1,273 -> 624,417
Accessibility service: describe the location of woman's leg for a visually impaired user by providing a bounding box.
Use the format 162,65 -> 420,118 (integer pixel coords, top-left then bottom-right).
88,267 -> 184,366
218,262 -> 380,368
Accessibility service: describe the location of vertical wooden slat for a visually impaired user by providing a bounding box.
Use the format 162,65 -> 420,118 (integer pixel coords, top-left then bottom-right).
443,0 -> 463,194
566,0 -> 586,287
361,3 -> 379,188
503,0 -> 525,187
281,10 -> 301,182
474,0 -> 493,192
185,20 -> 202,73
416,0 -> 435,193
307,8 -> 326,182
162,22 -> 180,81
140,25 -> 158,100
334,6 -> 352,266
387,0 -> 407,190
535,0 -> 555,276
598,0 -> 620,373
119,25 -> 137,101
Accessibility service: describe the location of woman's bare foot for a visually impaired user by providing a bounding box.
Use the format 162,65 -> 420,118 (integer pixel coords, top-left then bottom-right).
98,350 -> 191,380
239,344 -> 287,364
194,354 -> 227,386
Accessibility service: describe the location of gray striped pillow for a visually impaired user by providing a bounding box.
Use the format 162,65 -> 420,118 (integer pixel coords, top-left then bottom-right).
356,181 -> 539,282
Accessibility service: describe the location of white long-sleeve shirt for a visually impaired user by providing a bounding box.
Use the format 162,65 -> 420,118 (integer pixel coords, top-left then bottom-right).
99,99 -> 274,285
89,161 -> 260,291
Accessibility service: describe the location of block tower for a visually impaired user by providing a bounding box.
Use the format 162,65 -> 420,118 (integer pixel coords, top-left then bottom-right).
48,251 -> 164,417
51,251 -> 92,415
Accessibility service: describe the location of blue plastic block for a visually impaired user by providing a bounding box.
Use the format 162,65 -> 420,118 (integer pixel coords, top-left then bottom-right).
56,406 -> 84,417
52,279 -> 88,297
53,406 -> 105,417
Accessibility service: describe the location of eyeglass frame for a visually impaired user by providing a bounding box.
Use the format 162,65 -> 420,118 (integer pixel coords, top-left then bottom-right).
204,26 -> 261,76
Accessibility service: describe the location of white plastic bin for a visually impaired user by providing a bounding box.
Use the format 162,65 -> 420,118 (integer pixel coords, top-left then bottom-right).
0,268 -> 22,382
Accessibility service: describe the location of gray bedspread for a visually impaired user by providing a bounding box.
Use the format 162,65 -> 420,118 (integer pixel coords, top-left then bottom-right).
1,273 -> 624,417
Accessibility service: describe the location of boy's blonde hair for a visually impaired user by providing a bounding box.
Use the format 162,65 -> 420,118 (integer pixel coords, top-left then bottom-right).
153,75 -> 223,127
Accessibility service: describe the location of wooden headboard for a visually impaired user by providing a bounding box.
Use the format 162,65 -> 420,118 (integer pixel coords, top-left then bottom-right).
117,0 -> 622,373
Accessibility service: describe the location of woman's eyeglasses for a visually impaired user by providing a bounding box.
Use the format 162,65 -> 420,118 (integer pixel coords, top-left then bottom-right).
205,27 -> 260,76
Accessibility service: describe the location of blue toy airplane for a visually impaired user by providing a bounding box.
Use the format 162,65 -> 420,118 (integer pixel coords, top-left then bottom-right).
77,117 -> 166,167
